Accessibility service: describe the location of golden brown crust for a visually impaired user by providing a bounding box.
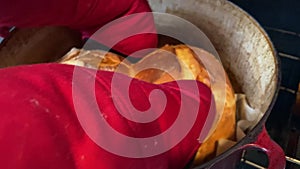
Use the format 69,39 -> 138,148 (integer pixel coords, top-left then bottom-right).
173,44 -> 211,87
137,45 -> 236,165
132,45 -> 181,83
194,75 -> 236,164
59,48 -> 132,74
134,69 -> 175,84
59,45 -> 236,164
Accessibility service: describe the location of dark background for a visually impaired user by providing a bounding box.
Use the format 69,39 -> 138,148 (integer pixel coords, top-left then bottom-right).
229,0 -> 300,168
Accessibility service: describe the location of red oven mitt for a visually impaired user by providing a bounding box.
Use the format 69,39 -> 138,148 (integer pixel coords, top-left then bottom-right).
0,0 -> 157,56
0,64 -> 214,169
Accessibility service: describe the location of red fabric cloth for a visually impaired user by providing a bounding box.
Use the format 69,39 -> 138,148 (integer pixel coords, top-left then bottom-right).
0,64 -> 214,169
0,1 -> 214,168
0,0 -> 157,56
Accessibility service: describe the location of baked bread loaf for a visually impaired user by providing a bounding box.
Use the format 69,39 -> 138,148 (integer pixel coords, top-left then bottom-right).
59,47 -> 131,75
59,44 -> 236,165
